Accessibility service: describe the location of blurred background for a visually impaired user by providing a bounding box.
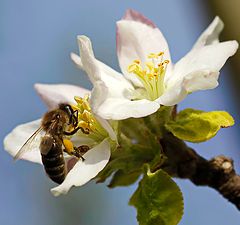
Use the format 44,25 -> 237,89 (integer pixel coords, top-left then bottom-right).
1,0 -> 240,224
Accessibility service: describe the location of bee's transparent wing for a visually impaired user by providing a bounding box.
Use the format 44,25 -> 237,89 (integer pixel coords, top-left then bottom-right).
14,126 -> 44,161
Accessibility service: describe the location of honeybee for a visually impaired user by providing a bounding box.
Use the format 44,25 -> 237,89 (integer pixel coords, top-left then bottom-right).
14,104 -> 90,184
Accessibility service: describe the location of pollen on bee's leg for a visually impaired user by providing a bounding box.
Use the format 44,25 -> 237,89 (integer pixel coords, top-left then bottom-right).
63,139 -> 75,156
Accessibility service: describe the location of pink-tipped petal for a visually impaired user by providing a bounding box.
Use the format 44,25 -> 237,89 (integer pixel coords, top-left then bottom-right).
34,83 -> 90,110
117,18 -> 172,86
123,9 -> 156,28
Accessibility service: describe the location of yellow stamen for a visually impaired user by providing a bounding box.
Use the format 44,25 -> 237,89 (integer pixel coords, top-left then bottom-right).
128,52 -> 170,100
69,95 -> 108,140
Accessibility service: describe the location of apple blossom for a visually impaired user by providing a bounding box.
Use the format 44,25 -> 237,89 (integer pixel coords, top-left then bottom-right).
71,9 -> 238,120
4,84 -> 117,196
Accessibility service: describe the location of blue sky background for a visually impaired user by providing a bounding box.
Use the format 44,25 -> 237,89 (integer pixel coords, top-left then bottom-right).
1,1 -> 240,224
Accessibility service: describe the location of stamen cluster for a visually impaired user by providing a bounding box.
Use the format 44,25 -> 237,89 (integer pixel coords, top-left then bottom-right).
128,52 -> 169,100
72,95 -> 107,140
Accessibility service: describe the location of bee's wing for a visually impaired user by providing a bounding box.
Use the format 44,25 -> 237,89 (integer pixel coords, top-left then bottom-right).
14,126 -> 44,161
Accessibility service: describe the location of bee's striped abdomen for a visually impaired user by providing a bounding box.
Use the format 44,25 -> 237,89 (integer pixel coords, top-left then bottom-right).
40,135 -> 66,184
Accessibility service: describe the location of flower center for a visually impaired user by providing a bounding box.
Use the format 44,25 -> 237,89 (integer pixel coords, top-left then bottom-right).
71,95 -> 107,141
127,52 -> 169,101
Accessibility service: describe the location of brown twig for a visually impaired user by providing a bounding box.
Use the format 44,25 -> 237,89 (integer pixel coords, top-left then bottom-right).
160,133 -> 240,210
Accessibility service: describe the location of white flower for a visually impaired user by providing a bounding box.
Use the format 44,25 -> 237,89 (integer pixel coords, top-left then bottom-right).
4,83 -> 117,196
71,9 -> 238,120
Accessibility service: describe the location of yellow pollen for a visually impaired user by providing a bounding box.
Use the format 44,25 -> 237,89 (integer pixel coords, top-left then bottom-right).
63,139 -> 74,152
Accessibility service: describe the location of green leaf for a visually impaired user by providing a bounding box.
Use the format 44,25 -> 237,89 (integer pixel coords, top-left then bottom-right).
96,117 -> 165,186
96,142 -> 164,185
129,167 -> 184,225
108,170 -> 141,188
165,108 -> 234,143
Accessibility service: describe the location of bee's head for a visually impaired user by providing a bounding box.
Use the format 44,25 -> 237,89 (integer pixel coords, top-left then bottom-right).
59,103 -> 78,127
41,105 -> 69,132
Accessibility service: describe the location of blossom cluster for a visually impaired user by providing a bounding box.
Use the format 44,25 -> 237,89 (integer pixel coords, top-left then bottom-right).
4,9 -> 238,196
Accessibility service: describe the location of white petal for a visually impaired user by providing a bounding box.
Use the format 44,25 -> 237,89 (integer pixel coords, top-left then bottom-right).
183,70 -> 220,93
165,16 -> 238,104
123,9 -> 156,28
117,17 -> 172,86
97,59 -> 133,91
76,35 -> 101,83
89,80 -> 108,114
157,71 -> 219,106
160,40 -> 238,106
193,16 -> 224,49
4,119 -> 42,164
72,51 -> 133,93
75,36 -> 133,93
94,115 -> 117,141
90,62 -> 134,108
34,83 -> 90,110
156,83 -> 187,106
70,135 -> 96,147
51,138 -> 111,196
70,52 -> 83,69
171,41 -> 238,85
75,36 -> 136,117
96,98 -> 160,120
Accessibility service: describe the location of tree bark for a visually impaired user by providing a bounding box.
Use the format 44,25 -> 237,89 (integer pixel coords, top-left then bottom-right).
160,133 -> 240,210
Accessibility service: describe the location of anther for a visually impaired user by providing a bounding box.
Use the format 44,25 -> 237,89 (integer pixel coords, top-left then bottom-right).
81,110 -> 92,122
134,60 -> 141,64
164,60 -> 170,64
74,96 -> 83,104
148,53 -> 158,59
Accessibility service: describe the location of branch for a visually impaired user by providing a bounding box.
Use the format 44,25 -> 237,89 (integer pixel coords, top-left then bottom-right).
160,133 -> 240,210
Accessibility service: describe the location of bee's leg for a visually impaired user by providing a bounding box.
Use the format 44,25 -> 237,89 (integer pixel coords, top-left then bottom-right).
73,145 -> 90,161
72,110 -> 79,127
64,127 -> 80,136
63,139 -> 87,161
